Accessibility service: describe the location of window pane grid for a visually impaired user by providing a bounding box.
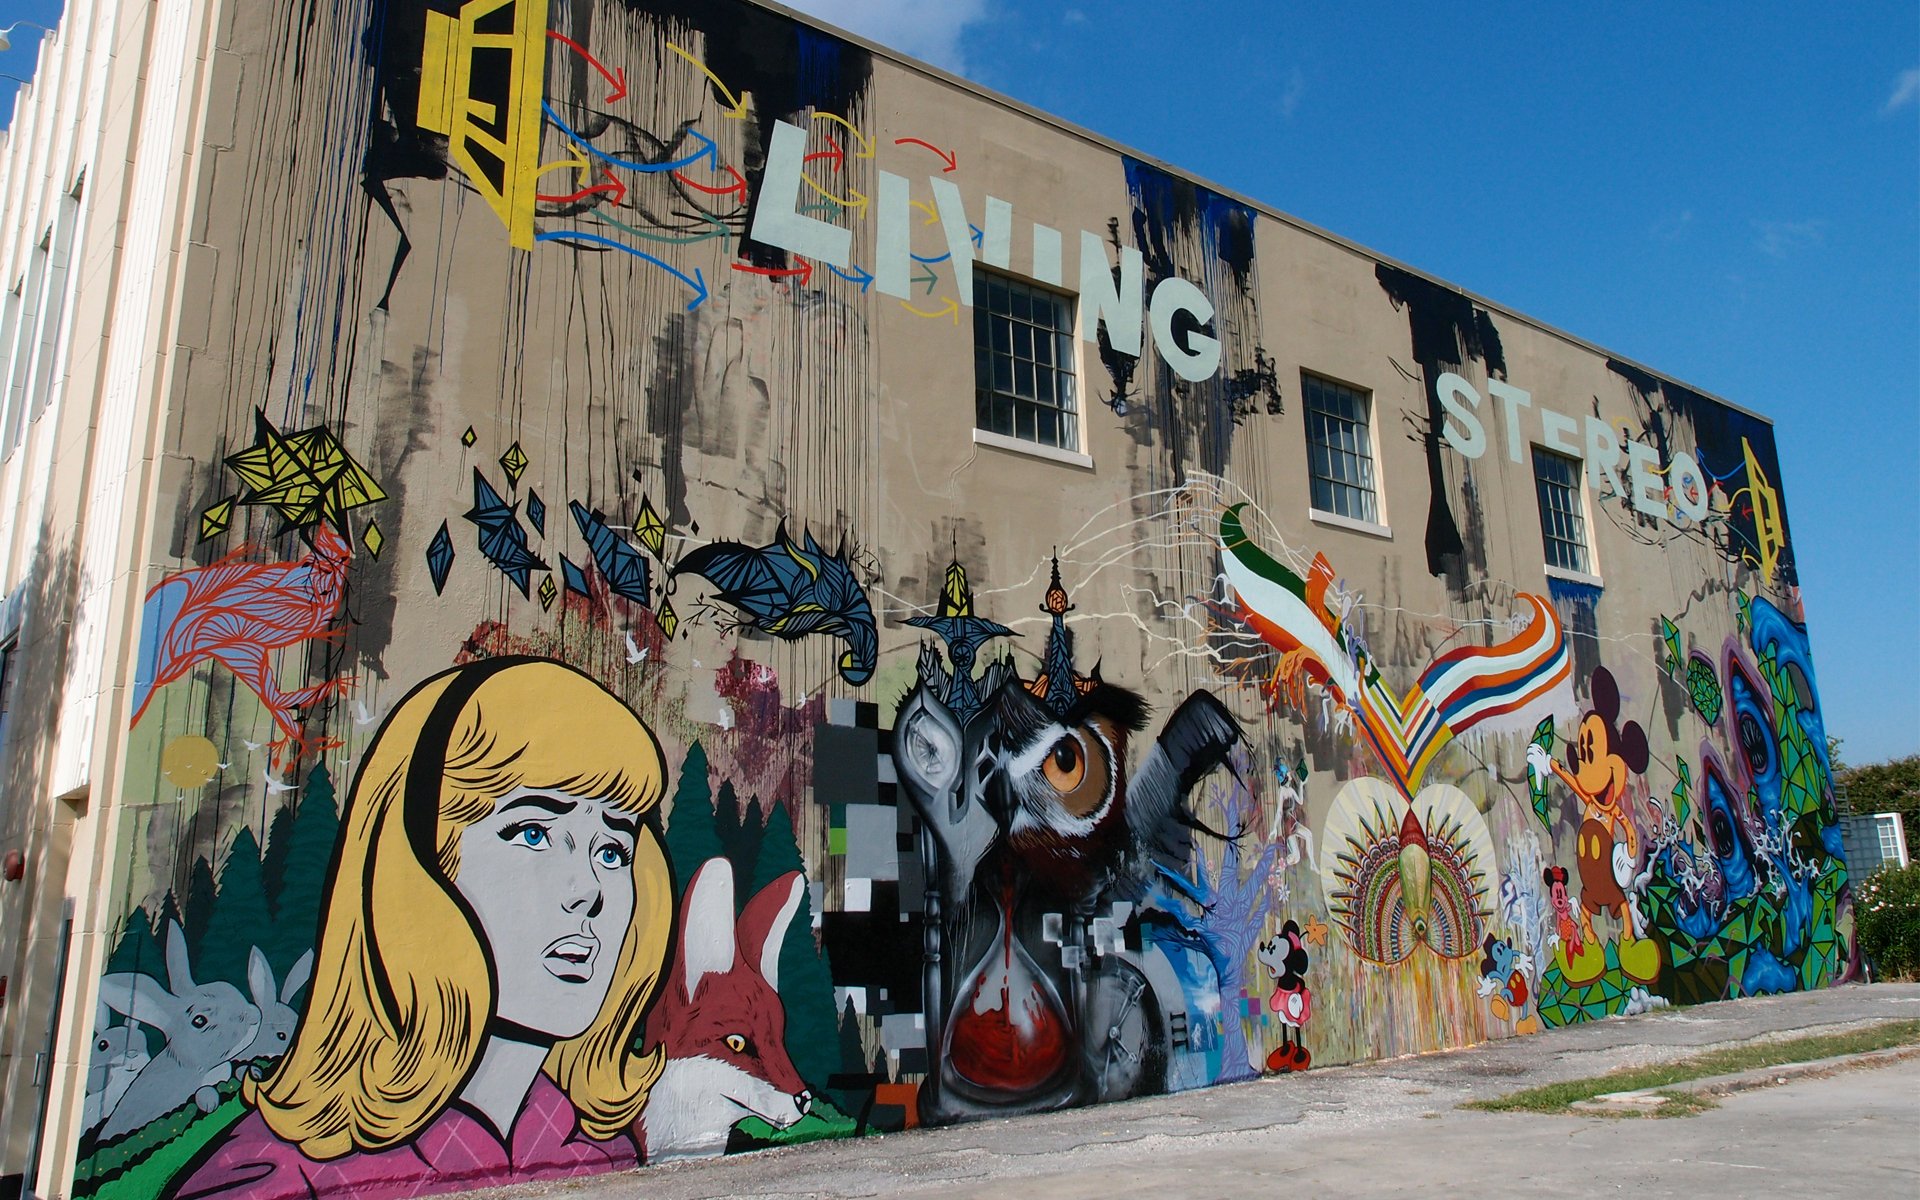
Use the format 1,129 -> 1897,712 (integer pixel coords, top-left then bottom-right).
1533,447 -> 1590,574
1302,375 -> 1378,524
974,270 -> 1078,452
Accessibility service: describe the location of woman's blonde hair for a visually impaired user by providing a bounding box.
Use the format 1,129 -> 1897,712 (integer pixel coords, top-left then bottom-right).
248,657 -> 672,1157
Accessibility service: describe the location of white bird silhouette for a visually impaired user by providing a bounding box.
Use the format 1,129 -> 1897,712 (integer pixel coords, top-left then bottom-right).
263,769 -> 296,795
353,700 -> 377,727
242,739 -> 266,754
624,632 -> 648,664
216,762 -> 232,770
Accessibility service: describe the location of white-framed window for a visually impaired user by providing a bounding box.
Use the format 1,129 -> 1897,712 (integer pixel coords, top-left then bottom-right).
973,269 -> 1080,454
1302,373 -> 1380,526
1875,813 -> 1910,869
1533,445 -> 1593,576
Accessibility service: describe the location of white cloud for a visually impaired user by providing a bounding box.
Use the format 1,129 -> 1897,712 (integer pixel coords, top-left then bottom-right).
1752,218 -> 1827,259
1280,66 -> 1306,120
1885,67 -> 1920,114
780,0 -> 990,75
1063,9 -> 1089,24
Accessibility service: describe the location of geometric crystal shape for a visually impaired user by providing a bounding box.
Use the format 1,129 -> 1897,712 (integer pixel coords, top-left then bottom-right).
561,555 -> 590,597
527,489 -> 547,536
223,409 -> 388,533
570,501 -> 651,606
538,572 -> 557,610
199,496 -> 237,542
633,495 -> 666,558
426,520 -> 455,594
499,441 -> 529,487
362,519 -> 386,560
463,469 -> 547,598
461,425 -> 478,448
657,597 -> 678,639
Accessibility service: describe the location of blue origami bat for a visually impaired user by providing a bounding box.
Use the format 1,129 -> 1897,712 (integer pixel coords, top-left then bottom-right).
674,523 -> 877,685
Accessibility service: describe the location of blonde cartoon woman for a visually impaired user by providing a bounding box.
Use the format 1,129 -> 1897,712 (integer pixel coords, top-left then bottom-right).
168,658 -> 673,1200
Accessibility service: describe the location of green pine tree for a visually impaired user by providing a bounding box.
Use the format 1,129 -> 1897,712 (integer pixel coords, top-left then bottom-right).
717,785 -> 763,893
264,763 -> 340,981
751,798 -> 841,1093
182,857 -> 217,963
103,906 -> 165,982
260,803 -> 296,913
664,742 -> 724,902
198,828 -> 273,989
832,997 -> 871,1114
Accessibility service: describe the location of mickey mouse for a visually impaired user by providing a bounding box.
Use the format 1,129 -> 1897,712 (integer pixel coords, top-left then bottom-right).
1527,666 -> 1649,936
1258,920 -> 1312,1072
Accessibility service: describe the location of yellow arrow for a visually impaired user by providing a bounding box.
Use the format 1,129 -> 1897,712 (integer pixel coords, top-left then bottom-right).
533,143 -> 593,184
667,42 -> 748,118
901,297 -> 959,324
801,175 -> 869,218
812,112 -> 874,158
910,199 -> 940,225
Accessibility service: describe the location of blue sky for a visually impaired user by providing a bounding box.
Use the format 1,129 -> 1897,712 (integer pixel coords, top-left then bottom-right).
4,2 -> 1915,761
786,0 -> 1919,765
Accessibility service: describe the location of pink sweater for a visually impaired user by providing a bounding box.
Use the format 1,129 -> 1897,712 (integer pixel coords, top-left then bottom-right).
167,1077 -> 638,1200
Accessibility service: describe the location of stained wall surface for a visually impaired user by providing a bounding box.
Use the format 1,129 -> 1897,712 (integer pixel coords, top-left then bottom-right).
55,0 -> 1852,1196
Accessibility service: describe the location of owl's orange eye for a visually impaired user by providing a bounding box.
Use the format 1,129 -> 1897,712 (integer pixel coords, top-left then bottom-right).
1043,736 -> 1086,791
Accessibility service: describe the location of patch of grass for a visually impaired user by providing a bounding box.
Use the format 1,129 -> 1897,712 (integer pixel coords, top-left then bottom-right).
1464,1018 -> 1920,1115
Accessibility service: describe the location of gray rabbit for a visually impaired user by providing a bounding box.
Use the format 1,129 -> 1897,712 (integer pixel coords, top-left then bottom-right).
81,1001 -> 151,1133
94,921 -> 261,1141
233,946 -> 313,1074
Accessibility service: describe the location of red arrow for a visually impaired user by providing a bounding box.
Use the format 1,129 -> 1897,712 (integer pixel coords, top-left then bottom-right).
731,258 -> 813,286
536,164 -> 628,205
804,137 -> 845,170
894,136 -> 957,173
671,163 -> 748,201
548,31 -> 628,104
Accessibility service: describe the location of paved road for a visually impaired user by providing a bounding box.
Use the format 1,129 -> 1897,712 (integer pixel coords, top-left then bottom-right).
477,982 -> 1920,1200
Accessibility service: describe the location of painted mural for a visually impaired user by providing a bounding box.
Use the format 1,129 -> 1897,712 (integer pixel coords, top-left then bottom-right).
75,0 -> 1853,1197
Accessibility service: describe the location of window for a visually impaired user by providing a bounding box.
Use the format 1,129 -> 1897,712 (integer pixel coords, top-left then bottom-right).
1302,374 -> 1378,524
973,270 -> 1078,453
1876,814 -> 1908,868
1533,446 -> 1592,575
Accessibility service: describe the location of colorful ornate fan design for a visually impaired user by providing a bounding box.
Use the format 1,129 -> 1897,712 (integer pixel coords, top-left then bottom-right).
1320,780 -> 1493,964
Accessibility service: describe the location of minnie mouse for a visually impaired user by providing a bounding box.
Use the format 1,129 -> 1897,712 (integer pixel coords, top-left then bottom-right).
1258,921 -> 1312,1072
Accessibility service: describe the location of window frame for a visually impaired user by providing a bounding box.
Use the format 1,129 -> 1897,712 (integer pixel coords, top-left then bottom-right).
1300,371 -> 1389,536
1532,444 -> 1602,584
970,267 -> 1089,468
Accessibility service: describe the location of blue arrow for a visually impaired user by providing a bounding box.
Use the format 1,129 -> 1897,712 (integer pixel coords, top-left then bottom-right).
542,104 -> 718,174
535,231 -> 709,310
911,250 -> 951,264
970,223 -> 984,247
827,263 -> 874,291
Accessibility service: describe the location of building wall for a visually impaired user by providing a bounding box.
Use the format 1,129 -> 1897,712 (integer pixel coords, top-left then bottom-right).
7,0 -> 1852,1196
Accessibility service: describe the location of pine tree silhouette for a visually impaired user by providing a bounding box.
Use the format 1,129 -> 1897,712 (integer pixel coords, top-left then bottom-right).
182,857 -> 217,963
103,906 -> 165,981
260,803 -> 296,913
664,743 -> 724,901
263,762 -> 340,979
716,784 -> 763,892
199,828 -> 272,988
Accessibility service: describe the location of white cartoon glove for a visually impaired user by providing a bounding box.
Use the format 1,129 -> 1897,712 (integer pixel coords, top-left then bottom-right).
1526,742 -> 1552,779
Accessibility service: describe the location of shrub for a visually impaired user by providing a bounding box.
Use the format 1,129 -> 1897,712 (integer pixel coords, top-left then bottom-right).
1856,864 -> 1920,981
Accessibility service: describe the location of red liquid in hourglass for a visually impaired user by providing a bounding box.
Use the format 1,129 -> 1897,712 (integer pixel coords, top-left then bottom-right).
946,888 -> 1070,1093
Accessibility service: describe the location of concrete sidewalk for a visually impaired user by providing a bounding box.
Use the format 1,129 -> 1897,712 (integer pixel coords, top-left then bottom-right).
488,982 -> 1920,1199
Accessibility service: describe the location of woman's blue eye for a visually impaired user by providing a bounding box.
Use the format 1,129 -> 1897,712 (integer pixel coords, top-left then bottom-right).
510,825 -> 550,849
596,844 -> 632,868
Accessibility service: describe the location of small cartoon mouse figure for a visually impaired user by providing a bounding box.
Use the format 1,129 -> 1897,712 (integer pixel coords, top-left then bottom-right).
1258,920 -> 1312,1072
1542,865 -> 1588,955
1476,932 -> 1534,1021
1527,667 -> 1649,933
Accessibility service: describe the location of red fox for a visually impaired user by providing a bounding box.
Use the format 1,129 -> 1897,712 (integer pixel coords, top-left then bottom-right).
637,858 -> 815,1160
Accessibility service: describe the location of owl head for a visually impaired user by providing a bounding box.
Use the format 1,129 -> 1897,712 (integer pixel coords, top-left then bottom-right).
969,679 -> 1150,896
